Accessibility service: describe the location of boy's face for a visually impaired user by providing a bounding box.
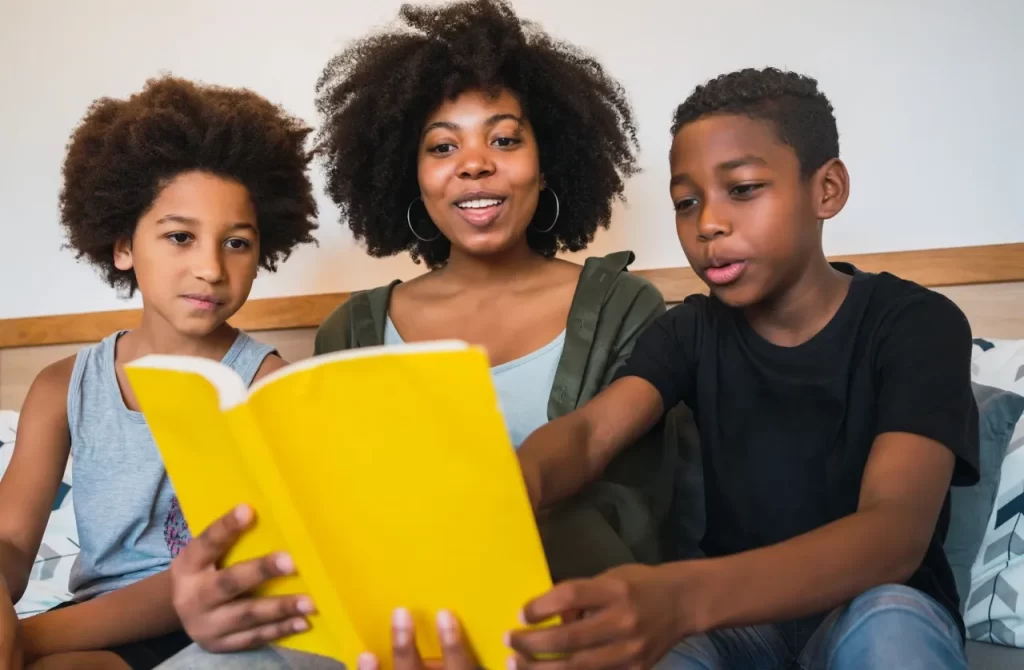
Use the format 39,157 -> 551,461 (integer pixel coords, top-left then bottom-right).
115,171 -> 260,337
669,113 -> 836,308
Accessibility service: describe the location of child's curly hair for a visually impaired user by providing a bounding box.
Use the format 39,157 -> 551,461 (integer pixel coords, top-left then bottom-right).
314,0 -> 639,268
60,75 -> 319,295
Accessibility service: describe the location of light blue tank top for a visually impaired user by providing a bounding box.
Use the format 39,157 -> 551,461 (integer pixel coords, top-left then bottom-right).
384,318 -> 565,448
66,329 -> 275,600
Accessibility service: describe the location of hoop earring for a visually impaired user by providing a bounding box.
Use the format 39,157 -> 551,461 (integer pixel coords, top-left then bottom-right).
532,188 -> 560,234
407,197 -> 441,242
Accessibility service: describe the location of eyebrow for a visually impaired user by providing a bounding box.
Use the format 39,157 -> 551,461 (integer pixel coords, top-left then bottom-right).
670,155 -> 769,186
422,113 -> 524,137
156,215 -> 256,232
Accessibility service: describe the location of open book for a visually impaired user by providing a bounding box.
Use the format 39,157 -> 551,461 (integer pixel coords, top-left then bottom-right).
125,342 -> 553,670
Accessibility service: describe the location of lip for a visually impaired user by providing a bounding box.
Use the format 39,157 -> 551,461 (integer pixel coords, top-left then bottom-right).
702,258 -> 748,286
451,190 -> 507,228
181,294 -> 225,311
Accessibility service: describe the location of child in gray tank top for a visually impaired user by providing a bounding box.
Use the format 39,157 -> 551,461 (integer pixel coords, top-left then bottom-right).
0,75 -> 318,670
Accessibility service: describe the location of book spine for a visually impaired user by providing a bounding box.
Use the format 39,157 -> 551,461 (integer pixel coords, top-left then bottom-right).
225,405 -> 363,665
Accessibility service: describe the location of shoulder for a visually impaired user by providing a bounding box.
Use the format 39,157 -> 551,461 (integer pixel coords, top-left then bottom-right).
577,252 -> 666,317
252,353 -> 287,384
315,281 -> 396,354
23,355 -> 76,421
866,271 -> 971,343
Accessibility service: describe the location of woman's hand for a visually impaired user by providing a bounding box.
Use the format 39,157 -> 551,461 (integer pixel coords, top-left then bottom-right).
357,608 -> 478,670
0,572 -> 23,670
170,504 -> 315,652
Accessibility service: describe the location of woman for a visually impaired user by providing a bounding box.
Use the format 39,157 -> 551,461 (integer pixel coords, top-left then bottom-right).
161,1 -> 677,667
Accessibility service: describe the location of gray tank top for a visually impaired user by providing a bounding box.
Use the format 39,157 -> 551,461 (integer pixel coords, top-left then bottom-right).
67,329 -> 275,600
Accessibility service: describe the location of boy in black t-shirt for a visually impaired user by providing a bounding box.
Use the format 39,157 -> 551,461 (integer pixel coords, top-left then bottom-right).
508,68 -> 979,670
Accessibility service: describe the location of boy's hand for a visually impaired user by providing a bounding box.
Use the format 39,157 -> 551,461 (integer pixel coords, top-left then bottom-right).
357,607 -> 477,670
170,505 -> 314,652
0,572 -> 23,670
508,564 -> 698,670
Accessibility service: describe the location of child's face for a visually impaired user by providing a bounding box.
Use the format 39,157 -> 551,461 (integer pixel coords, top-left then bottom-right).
669,113 -> 827,308
115,171 -> 260,337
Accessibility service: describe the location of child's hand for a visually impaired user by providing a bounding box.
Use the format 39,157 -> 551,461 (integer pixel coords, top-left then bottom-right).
357,607 -> 477,670
170,505 -> 315,652
0,573 -> 23,670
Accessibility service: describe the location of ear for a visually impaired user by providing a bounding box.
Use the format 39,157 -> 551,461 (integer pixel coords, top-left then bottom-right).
812,158 -> 850,221
113,238 -> 134,272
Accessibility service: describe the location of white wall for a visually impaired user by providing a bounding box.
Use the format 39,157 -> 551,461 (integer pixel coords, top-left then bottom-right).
1,0 -> 1020,320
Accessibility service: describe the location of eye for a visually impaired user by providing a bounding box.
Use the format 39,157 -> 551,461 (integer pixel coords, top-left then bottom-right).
674,196 -> 699,213
730,183 -> 766,198
493,136 -> 521,148
167,232 -> 192,245
428,142 -> 456,155
224,238 -> 251,250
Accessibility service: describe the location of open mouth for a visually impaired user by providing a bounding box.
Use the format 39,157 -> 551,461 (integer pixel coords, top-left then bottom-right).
453,193 -> 507,227
703,260 -> 748,286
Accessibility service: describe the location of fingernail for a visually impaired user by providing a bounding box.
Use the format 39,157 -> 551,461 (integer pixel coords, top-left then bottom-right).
518,609 -> 527,625
292,618 -> 309,632
504,631 -> 511,648
392,607 -> 412,646
358,652 -> 378,670
437,609 -> 456,646
234,504 -> 252,524
296,597 -> 315,614
507,656 -> 518,670
276,553 -> 295,574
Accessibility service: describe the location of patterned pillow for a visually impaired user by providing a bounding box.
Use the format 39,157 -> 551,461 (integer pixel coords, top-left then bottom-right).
964,339 -> 1024,647
0,410 -> 80,618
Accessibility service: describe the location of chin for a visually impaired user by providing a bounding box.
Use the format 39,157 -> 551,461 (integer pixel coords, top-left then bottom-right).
706,283 -> 764,309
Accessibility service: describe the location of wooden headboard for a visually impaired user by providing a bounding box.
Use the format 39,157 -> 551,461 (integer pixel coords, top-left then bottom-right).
1,243 -> 1021,410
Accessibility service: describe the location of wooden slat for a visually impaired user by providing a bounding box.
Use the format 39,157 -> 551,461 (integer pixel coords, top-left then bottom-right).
1,242 -> 1021,349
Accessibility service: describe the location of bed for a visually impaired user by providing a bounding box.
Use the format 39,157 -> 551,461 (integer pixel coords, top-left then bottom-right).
1,243 -> 1022,668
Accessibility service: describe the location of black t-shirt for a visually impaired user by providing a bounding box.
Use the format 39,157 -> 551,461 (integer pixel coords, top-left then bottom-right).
617,263 -> 980,641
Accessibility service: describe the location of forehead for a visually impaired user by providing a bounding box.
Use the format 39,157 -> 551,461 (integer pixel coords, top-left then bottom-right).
148,171 -> 255,221
670,113 -> 795,171
423,88 -> 525,129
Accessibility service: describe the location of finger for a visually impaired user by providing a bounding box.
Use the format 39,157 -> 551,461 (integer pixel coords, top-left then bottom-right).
509,610 -> 621,658
198,552 -> 297,608
391,607 -> 425,670
512,640 -> 641,670
203,593 -> 315,640
212,616 -> 309,652
358,652 -> 381,670
521,580 -> 615,624
176,504 -> 254,572
436,610 -> 478,670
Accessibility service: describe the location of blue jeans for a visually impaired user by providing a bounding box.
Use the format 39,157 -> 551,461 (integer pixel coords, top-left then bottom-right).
656,584 -> 966,670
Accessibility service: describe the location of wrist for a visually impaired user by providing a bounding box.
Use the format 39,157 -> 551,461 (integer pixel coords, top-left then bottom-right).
663,558 -> 728,637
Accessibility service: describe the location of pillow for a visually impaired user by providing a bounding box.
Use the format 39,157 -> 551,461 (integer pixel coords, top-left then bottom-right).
0,411 -> 80,618
945,383 -> 1024,608
964,339 -> 1024,647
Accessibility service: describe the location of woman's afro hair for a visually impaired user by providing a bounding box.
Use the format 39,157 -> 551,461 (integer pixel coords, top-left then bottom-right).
314,0 -> 639,267
60,75 -> 319,295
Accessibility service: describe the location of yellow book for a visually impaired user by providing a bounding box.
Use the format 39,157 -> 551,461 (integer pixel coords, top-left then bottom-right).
125,341 -> 554,670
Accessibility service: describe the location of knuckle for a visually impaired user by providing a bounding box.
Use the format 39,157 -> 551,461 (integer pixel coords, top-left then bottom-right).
214,571 -> 241,598
618,610 -> 640,634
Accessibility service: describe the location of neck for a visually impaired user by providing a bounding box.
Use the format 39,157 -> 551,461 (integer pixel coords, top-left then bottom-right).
744,251 -> 851,347
439,240 -> 549,288
119,308 -> 238,363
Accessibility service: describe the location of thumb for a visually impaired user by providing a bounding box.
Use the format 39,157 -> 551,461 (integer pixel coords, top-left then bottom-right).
176,504 -> 253,573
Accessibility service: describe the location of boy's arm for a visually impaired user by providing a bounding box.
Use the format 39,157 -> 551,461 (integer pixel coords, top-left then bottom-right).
518,304 -> 696,511
19,571 -> 179,661
0,573 -> 22,670
0,359 -> 74,602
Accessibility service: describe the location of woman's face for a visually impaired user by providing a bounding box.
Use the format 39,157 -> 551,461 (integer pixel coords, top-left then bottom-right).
416,88 -> 543,259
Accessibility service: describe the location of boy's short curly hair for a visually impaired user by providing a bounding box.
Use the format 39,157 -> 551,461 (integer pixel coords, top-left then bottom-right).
314,0 -> 639,268
672,67 -> 839,178
59,75 -> 319,295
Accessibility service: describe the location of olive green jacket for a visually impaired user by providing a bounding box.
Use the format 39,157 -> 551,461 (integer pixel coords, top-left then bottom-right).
313,251 -> 678,580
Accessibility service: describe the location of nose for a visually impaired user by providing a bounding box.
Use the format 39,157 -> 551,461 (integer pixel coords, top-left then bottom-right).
696,201 -> 731,242
457,143 -> 496,180
192,244 -> 226,284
